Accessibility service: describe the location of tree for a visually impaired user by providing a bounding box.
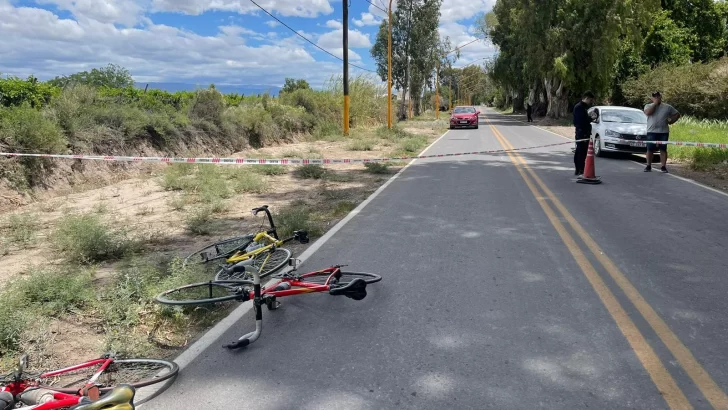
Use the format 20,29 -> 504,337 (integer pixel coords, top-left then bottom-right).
48,64 -> 134,89
661,0 -> 726,62
280,78 -> 311,95
642,10 -> 693,67
371,0 -> 442,119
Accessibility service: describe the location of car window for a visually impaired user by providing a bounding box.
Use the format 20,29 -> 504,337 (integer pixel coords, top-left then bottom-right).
453,107 -> 475,114
601,110 -> 647,124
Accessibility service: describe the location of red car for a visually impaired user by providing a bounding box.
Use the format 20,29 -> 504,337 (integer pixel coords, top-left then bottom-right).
449,106 -> 480,129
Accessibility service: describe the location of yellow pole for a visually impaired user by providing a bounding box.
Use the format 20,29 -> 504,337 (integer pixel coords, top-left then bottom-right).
387,0 -> 393,129
435,61 -> 439,120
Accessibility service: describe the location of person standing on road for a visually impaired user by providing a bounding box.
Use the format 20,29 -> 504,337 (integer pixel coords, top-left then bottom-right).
572,91 -> 595,176
526,102 -> 533,122
644,91 -> 681,173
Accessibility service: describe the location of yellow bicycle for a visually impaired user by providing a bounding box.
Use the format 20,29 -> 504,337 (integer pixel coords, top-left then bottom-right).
182,205 -> 294,281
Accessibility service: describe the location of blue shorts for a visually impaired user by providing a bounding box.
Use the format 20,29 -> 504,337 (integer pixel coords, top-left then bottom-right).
647,132 -> 669,152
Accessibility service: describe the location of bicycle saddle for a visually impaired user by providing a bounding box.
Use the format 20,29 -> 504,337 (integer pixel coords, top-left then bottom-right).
70,384 -> 136,410
329,278 -> 367,300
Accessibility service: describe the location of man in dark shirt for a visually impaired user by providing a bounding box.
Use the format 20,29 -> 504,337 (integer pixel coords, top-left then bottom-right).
573,91 -> 595,176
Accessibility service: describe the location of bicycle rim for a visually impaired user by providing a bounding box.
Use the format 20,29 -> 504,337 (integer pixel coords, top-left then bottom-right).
182,235 -> 254,268
299,270 -> 382,285
38,358 -> 178,397
215,248 -> 292,281
155,281 -> 251,306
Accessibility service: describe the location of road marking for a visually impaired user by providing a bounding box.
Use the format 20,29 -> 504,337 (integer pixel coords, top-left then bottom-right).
628,160 -> 728,199
167,129 -> 451,373
487,121 -> 693,410
491,119 -> 728,410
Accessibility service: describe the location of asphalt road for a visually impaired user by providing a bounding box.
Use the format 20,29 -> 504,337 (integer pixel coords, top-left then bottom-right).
144,109 -> 728,410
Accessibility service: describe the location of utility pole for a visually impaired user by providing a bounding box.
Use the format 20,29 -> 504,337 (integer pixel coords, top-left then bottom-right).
435,61 -> 439,119
343,0 -> 350,135
387,0 -> 393,129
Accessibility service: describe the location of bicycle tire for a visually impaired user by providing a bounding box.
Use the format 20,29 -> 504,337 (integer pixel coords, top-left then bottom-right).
182,235 -> 254,268
38,358 -> 178,395
154,281 -> 251,306
299,270 -> 382,285
215,248 -> 292,281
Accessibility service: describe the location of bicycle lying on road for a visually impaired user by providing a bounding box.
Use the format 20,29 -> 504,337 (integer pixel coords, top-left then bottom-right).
155,241 -> 382,350
183,205 -> 293,281
0,354 -> 178,409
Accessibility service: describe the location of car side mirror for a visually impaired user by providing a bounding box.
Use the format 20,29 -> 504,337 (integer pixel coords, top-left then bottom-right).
476,111 -> 481,115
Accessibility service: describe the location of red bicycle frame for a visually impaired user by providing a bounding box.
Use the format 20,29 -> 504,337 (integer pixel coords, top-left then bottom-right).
2,357 -> 115,409
253,266 -> 343,298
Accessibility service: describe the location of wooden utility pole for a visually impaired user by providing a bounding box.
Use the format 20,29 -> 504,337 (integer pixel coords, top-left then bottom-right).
435,61 -> 439,119
343,0 -> 350,135
387,0 -> 393,128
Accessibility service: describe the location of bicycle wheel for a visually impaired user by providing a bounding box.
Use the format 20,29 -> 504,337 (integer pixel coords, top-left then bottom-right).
38,358 -> 178,395
214,248 -> 292,281
300,270 -> 382,285
183,234 -> 254,268
154,281 -> 251,306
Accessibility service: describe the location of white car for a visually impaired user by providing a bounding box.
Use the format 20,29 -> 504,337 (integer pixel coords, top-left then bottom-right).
587,106 -> 649,157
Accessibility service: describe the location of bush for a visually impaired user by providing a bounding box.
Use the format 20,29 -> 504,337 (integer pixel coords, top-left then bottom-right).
52,213 -> 141,263
275,203 -> 323,238
4,212 -> 38,245
622,58 -> 728,119
189,87 -> 225,125
347,139 -> 376,151
364,162 -> 391,174
185,206 -> 215,235
297,164 -> 326,179
0,76 -> 60,108
11,268 -> 94,316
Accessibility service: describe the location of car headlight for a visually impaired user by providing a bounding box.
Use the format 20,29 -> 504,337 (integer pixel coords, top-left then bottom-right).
605,129 -> 621,138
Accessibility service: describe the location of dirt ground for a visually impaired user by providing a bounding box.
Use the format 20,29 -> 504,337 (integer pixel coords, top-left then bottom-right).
0,123 -> 445,373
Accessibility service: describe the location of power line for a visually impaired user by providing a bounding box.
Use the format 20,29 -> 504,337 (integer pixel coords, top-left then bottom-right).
249,0 -> 377,73
446,38 -> 481,56
364,0 -> 387,14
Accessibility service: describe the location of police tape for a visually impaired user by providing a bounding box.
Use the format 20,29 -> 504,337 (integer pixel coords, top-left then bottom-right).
0,139 -> 589,166
615,139 -> 728,149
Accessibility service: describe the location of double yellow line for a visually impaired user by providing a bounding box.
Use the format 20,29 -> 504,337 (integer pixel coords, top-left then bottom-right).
487,120 -> 728,410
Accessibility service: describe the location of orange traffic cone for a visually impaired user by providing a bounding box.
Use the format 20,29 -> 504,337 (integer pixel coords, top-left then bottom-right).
577,138 -> 602,184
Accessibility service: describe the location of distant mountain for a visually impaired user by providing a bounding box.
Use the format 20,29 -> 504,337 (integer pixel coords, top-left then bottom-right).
136,82 -> 282,95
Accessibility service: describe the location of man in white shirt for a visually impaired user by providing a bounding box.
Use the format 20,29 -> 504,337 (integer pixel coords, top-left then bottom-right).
643,91 -> 681,173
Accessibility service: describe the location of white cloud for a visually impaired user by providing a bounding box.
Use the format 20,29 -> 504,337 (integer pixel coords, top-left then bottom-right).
265,20 -> 279,28
353,12 -> 381,27
440,0 -> 495,23
438,22 -> 497,67
326,48 -> 362,61
150,0 -> 334,18
34,0 -> 145,26
325,19 -> 342,29
0,2 -> 359,87
317,28 -> 371,49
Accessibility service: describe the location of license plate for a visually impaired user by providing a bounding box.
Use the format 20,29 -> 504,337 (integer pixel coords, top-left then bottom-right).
630,141 -> 645,147
459,120 -> 468,124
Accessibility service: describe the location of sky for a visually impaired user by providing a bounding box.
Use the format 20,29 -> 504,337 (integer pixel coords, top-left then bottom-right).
0,0 -> 497,88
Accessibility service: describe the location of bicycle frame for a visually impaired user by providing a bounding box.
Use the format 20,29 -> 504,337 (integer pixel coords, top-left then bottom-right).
2,357 -> 115,409
225,232 -> 283,264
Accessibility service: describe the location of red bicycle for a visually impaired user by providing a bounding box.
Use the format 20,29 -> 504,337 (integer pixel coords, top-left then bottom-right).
154,241 -> 382,350
0,354 -> 177,409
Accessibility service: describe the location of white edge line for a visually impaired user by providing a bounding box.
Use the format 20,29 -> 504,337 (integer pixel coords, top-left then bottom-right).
169,128 -> 451,372
628,160 -> 728,199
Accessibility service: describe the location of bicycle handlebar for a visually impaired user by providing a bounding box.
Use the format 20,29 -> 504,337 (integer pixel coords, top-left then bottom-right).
251,205 -> 279,240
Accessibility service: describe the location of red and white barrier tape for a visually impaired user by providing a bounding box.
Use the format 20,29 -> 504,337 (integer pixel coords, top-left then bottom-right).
616,139 -> 728,149
0,140 -> 585,165
2,138 -> 724,165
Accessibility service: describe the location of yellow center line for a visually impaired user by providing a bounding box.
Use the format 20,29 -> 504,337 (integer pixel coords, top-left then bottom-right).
489,120 -> 728,410
486,121 -> 693,410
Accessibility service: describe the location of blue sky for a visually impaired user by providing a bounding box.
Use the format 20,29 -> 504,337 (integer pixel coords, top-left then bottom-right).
0,0 -> 497,88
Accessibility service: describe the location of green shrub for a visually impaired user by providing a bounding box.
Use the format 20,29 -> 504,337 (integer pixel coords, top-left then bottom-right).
623,58 -> 728,119
227,168 -> 269,193
0,301 -> 25,354
297,164 -> 326,179
332,200 -> 357,216
189,87 -> 225,125
0,75 -> 60,108
252,165 -> 287,176
4,212 -> 38,245
11,268 -> 94,316
49,85 -> 98,140
347,139 -> 376,151
364,162 -> 391,174
275,204 -> 323,238
185,206 -> 214,235
52,213 -> 141,263
669,116 -> 728,167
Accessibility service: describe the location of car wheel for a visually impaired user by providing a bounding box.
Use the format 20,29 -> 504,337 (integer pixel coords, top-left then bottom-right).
474,124 -> 479,129
594,135 -> 603,157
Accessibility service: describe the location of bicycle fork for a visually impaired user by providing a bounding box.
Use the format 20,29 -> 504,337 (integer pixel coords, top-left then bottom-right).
224,267 -> 263,350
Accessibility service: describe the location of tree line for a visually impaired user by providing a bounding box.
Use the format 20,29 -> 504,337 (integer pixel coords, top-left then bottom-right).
478,0 -> 728,119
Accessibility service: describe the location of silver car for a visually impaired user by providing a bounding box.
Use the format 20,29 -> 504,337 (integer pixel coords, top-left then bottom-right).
587,106 -> 649,157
